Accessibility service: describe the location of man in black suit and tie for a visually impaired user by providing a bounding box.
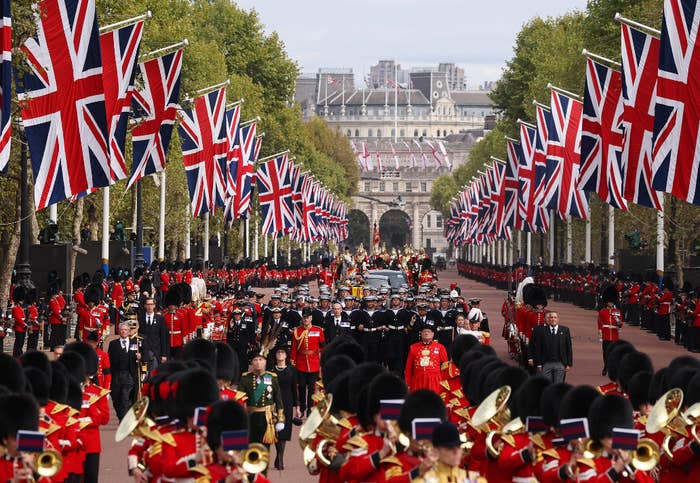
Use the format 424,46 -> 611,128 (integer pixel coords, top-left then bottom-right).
528,311 -> 572,383
138,297 -> 169,373
323,302 -> 351,342
108,322 -> 140,420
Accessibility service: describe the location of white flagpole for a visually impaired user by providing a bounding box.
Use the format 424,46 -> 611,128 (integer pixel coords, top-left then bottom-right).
101,188 -> 109,274
548,210 -> 555,265
585,218 -> 592,263
185,203 -> 191,259
204,212 -> 210,265
254,218 -> 259,261
287,240 -> 292,265
394,63 -> 398,143
273,236 -> 278,265
245,218 -> 250,258
264,234 -> 269,259
526,231 -> 532,266
158,171 -> 166,260
607,206 -> 615,268
566,220 -> 573,264
517,230 -> 522,263
508,238 -> 513,266
657,198 -> 664,283
49,204 -> 57,224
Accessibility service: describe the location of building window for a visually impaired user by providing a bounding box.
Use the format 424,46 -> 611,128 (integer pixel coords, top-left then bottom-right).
364,182 -> 371,192
346,129 -> 351,137
422,129 -> 427,136
436,215 -> 443,228
400,129 -> 405,137
426,216 -> 431,228
393,182 -> 399,192
368,129 -> 373,137
377,129 -> 382,138
414,129 -> 419,137
421,182 -> 427,192
405,182 -> 412,192
426,238 -> 432,248
437,129 -> 441,137
355,129 -> 360,137
379,181 -> 385,192
391,129 -> 395,138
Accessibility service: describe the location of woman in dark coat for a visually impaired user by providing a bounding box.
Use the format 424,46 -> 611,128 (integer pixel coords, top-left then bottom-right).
268,345 -> 300,470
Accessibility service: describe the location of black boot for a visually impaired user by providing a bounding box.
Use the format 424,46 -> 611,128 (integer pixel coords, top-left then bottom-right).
275,441 -> 286,470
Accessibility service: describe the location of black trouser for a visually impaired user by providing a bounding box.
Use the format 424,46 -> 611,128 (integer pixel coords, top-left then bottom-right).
383,334 -> 404,375
297,371 -> 318,413
83,453 -> 99,483
627,305 -> 640,326
49,324 -> 66,350
602,340 -> 613,373
676,318 -> 687,345
27,330 -> 39,351
111,371 -> 135,421
12,331 -> 25,357
657,313 -> 671,340
169,346 -> 182,360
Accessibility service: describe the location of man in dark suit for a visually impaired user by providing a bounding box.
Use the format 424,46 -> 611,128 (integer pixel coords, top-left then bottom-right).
528,311 -> 572,383
108,322 -> 140,420
323,302 -> 351,342
138,297 -> 169,373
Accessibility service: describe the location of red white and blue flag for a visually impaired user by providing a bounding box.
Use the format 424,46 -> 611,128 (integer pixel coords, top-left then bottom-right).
178,86 -> 228,217
100,20 -> 144,182
519,123 -> 547,233
224,104 -> 241,201
540,90 -> 589,220
0,0 -> 10,173
257,153 -> 295,236
128,49 -> 183,188
579,58 -> 628,210
504,140 -> 521,230
620,24 -> 663,209
231,121 -> 257,219
652,0 -> 700,205
531,106 -> 552,232
18,0 -> 110,210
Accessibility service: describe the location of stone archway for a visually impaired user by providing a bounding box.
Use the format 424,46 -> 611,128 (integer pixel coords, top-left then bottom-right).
379,209 -> 411,250
347,209 -> 370,250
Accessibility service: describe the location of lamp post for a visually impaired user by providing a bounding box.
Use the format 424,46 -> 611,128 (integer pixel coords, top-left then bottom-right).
134,180 -> 144,268
16,125 -> 34,291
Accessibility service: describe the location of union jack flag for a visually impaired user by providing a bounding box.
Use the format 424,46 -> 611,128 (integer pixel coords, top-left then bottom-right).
128,49 -> 183,189
620,24 -> 663,209
231,121 -> 256,219
0,0 -> 10,173
178,86 -> 228,217
257,154 -> 295,236
531,106 -> 552,232
579,58 -> 628,210
540,90 -> 589,220
299,175 -> 318,242
290,163 -> 303,229
518,123 -> 540,232
652,0 -> 700,205
504,140 -> 521,230
100,20 -> 143,182
224,104 -> 241,200
18,0 -> 110,210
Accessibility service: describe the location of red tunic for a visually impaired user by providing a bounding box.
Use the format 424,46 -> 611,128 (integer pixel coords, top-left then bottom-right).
79,384 -> 110,454
598,307 -> 623,341
337,432 -> 385,483
404,340 -> 448,393
48,298 -> 63,325
291,325 -> 325,373
12,305 -> 26,332
164,310 -> 184,348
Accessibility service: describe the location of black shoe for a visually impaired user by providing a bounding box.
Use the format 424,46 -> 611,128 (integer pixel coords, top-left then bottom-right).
602,369 -> 607,376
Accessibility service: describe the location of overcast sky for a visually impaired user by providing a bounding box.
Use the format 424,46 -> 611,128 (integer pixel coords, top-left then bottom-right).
233,0 -> 588,89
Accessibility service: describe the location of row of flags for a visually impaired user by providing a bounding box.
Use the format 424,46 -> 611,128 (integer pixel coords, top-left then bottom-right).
1,0 -> 346,243
350,139 -> 452,171
446,0 -> 700,246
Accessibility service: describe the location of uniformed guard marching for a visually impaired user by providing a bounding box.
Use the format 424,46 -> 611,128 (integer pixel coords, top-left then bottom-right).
239,349 -> 285,447
598,285 -> 623,376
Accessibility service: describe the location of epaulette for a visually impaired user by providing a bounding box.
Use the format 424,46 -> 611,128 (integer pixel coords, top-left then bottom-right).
42,423 -> 62,437
66,416 -> 79,427
338,417 -> 353,430
541,448 -> 559,460
234,391 -> 248,402
577,457 -> 596,469
343,434 -> 368,451
266,371 -> 278,377
50,403 -> 68,415
529,433 -> 546,450
385,466 -> 403,480
440,361 -> 451,372
380,455 -> 403,467
89,387 -> 111,405
147,442 -> 163,456
637,415 -> 648,426
242,371 -> 251,377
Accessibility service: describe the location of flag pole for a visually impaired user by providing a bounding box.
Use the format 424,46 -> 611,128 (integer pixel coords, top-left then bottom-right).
204,212 -> 210,265
526,231 -> 532,266
549,210 -> 555,265
102,187 -> 109,275
607,205 -> 615,268
657,198 -> 665,285
517,118 -> 536,129
139,39 -> 188,61
99,11 -> 151,34
566,219 -> 573,264
394,63 -> 398,144
241,116 -> 261,128
190,80 -> 230,99
245,218 -> 250,259
532,100 -> 550,111
226,98 -> 245,109
581,49 -> 621,69
547,83 -> 582,101
254,218 -> 259,261
585,217 -> 592,263
614,12 -> 661,36
256,150 -> 291,164
273,236 -> 278,266
158,171 -> 166,260
489,156 -> 506,165
185,203 -> 191,259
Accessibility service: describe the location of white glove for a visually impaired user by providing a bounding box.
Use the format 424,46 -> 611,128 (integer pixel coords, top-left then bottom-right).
275,422 -> 285,432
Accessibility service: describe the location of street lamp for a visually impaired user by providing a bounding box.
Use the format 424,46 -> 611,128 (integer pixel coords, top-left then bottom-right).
16,122 -> 35,292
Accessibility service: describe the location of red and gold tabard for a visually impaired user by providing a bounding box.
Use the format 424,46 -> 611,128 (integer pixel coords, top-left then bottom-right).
291,325 -> 325,373
404,340 -> 448,393
598,307 -> 623,341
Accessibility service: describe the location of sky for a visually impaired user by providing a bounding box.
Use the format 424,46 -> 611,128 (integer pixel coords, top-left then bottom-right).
233,0 -> 589,89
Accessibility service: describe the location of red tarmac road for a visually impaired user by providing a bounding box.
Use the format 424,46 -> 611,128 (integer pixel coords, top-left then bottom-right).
98,268 -> 694,482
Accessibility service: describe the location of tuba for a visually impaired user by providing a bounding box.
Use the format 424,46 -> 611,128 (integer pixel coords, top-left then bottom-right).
115,397 -> 159,443
645,388 -> 684,459
299,394 -> 343,467
471,386 -> 512,429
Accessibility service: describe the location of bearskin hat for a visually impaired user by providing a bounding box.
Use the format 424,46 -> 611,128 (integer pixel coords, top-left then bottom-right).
618,351 -> 653,393
667,367 -> 699,397
178,282 -> 193,304
559,385 -> 601,423
523,284 -> 547,307
0,353 -> 26,393
398,389 -> 447,434
147,361 -> 187,418
589,395 -> 634,442
348,363 -> 385,414
214,342 -> 239,384
450,334 -> 479,364
627,372 -> 653,411
328,371 -> 353,414
24,367 -> 50,406
322,355 -> 356,389
482,365 -> 525,405
206,400 -> 248,451
606,341 -> 635,383
164,287 -> 181,307
667,355 -> 700,384
0,394 -> 39,440
66,377 -> 83,411
19,350 -> 52,381
461,356 -> 498,404
58,351 -> 86,384
83,284 -> 103,305
49,361 -> 68,404
182,339 -> 217,371
458,349 -> 485,373
366,373 -> 407,422
64,341 -> 99,377
601,285 -> 619,305
684,372 -> 700,407
12,285 -> 27,304
173,368 -> 219,422
540,383 -> 572,428
513,376 -> 551,420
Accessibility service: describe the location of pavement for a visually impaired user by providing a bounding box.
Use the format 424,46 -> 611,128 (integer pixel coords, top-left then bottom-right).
95,267 -> 694,482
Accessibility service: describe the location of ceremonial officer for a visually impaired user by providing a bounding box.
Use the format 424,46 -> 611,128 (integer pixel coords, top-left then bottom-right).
598,285 -> 623,376
435,293 -> 457,352
239,349 -> 285,447
404,323 -> 448,393
291,307 -> 325,416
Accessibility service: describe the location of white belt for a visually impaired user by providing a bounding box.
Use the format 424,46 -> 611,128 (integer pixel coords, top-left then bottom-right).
437,327 -> 452,331
601,325 -> 619,329
387,325 -> 404,330
512,477 -> 538,483
362,328 -> 378,332
170,331 -> 181,334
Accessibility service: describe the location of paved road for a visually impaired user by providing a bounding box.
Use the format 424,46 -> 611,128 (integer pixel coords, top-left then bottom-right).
98,268 -> 693,482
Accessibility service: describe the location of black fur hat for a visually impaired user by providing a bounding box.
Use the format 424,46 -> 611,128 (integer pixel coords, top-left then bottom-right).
24,367 -> 50,406
84,284 -> 103,305
649,368 -> 668,403
450,334 -> 479,364
618,351 -> 653,393
457,350 -> 485,373
328,371 -> 354,414
460,356 -> 497,404
164,287 -> 181,307
64,341 -> 99,377
513,376 -> 551,420
320,337 -> 365,367
178,282 -> 193,304
206,400 -> 248,451
601,285 -> 619,305
398,389 -> 446,434
66,378 -> 83,411
366,373 -> 408,421
182,339 -> 217,372
628,372 -> 653,411
483,365 -> 527,405
348,363 -> 385,413
685,371 -> 700,407
589,395 -> 634,441
523,284 -> 547,307
666,367 -> 699,398
0,353 -> 26,393
559,385 -> 600,423
173,368 -> 219,422
58,351 -> 87,384
49,361 -> 69,404
0,394 -> 39,440
607,341 -> 636,383
12,285 -> 27,304
473,358 -> 507,405
540,383 -> 572,428
322,355 -> 356,389
214,342 -> 239,384
19,351 -> 52,382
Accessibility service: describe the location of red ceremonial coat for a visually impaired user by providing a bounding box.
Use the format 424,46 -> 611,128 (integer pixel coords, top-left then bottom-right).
404,340 -> 447,393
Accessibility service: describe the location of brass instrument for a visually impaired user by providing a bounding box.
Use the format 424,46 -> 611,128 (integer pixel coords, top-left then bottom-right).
115,397 -> 158,443
241,443 -> 269,474
632,438 -> 660,472
471,386 -> 512,428
682,402 -> 700,445
35,449 -> 62,478
645,388 -> 684,459
582,439 -> 603,459
485,417 -> 523,458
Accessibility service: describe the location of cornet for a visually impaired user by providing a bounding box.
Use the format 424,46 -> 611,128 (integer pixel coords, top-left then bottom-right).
241,443 -> 269,474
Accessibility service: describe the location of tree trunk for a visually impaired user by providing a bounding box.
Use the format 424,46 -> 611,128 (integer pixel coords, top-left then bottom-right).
69,198 -> 85,288
131,186 -> 138,238
29,178 -> 40,245
87,198 -> 99,241
0,188 -> 22,314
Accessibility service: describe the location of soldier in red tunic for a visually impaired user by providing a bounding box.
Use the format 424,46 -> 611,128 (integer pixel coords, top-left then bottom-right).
291,307 -> 326,415
598,285 -> 623,376
656,279 -> 674,341
404,323 -> 448,393
163,287 -> 184,359
215,341 -> 248,408
11,286 -> 28,357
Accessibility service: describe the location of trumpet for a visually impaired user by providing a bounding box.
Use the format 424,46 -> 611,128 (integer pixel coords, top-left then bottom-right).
35,449 -> 62,478
241,443 -> 269,474
632,438 -> 660,472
